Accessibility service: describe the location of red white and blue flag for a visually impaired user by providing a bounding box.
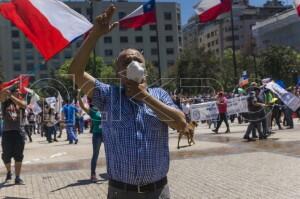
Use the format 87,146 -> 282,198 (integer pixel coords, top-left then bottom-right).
0,0 -> 92,60
119,0 -> 156,29
194,0 -> 232,23
239,71 -> 249,87
294,0 -> 300,16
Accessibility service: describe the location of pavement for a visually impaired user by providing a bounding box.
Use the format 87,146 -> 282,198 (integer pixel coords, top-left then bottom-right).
0,119 -> 300,199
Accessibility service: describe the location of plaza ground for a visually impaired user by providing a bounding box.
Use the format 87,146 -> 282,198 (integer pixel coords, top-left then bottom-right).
0,120 -> 300,199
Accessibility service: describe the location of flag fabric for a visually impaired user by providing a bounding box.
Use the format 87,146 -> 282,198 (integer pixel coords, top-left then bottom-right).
194,0 -> 232,23
0,76 -> 20,91
0,0 -> 92,60
294,0 -> 300,16
19,76 -> 30,94
119,0 -> 156,29
239,71 -> 249,87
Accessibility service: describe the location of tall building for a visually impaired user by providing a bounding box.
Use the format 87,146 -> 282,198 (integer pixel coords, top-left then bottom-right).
252,8 -> 300,52
0,0 -> 182,81
182,0 -> 290,57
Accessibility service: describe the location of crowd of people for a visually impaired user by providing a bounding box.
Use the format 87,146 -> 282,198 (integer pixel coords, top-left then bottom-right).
171,82 -> 300,142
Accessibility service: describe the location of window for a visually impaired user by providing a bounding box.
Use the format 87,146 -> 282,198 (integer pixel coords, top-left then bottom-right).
12,52 -> 20,60
166,48 -> 174,55
149,25 -> 157,31
26,63 -> 34,71
12,42 -> 20,49
11,30 -> 19,38
40,64 -> 47,71
26,42 -> 33,49
118,12 -> 126,19
64,50 -> 72,59
135,27 -> 143,31
135,36 -> 143,43
120,36 -> 128,43
150,36 -> 157,43
166,36 -> 173,42
178,25 -> 181,31
26,51 -> 34,60
13,64 -> 21,71
165,24 -> 173,31
104,36 -> 112,44
164,12 -> 172,20
152,61 -> 159,67
151,48 -> 158,55
167,60 -> 175,67
74,8 -> 81,14
104,49 -> 113,56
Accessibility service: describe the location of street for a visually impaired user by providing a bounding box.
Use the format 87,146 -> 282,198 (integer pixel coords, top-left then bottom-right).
1,120 -> 300,199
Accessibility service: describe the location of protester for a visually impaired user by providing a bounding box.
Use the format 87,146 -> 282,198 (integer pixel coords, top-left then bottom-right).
0,88 -> 26,184
212,91 -> 230,134
44,105 -> 58,143
78,92 -> 102,183
69,6 -> 187,198
62,100 -> 79,144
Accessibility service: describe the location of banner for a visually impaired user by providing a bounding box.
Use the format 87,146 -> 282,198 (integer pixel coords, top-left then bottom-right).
190,101 -> 219,121
266,82 -> 300,112
227,96 -> 249,116
45,97 -> 56,109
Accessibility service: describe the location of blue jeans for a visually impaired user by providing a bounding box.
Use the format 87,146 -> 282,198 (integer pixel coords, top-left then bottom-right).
91,133 -> 103,176
79,117 -> 84,133
66,125 -> 78,143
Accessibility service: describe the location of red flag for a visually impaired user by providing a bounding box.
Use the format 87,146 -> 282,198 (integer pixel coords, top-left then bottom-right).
194,0 -> 232,23
19,76 -> 30,94
0,76 -> 20,91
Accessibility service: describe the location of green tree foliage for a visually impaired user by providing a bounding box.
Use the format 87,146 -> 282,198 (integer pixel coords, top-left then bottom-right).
258,46 -> 300,85
55,56 -> 115,101
176,47 -> 221,95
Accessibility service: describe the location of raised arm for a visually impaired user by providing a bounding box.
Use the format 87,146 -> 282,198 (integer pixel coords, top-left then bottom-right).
68,5 -> 118,98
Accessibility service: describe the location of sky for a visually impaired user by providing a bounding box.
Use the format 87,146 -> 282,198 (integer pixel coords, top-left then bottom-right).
131,0 -> 294,25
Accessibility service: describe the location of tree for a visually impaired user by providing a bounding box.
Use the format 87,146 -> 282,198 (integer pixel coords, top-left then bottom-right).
55,56 -> 116,101
176,47 -> 221,95
258,46 -> 300,86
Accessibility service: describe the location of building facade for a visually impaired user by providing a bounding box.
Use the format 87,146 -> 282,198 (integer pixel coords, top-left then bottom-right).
0,0 -> 182,81
182,0 -> 290,58
253,9 -> 300,52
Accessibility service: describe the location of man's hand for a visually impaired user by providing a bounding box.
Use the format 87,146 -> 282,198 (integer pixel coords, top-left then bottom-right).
90,5 -> 118,38
125,79 -> 149,101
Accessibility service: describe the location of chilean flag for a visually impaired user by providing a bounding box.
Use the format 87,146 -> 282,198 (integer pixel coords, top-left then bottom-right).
119,0 -> 156,29
194,0 -> 232,23
294,0 -> 300,16
0,0 -> 92,60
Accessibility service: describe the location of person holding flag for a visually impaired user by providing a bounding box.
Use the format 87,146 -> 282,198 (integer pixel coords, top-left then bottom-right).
69,4 -> 188,199
0,87 -> 27,185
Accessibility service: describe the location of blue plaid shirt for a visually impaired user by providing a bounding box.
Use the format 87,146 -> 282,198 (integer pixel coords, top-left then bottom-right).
92,80 -> 178,185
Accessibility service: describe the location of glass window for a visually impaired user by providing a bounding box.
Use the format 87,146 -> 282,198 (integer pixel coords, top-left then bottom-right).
120,36 -> 128,43
167,60 -> 175,67
135,27 -> 143,31
26,51 -> 34,60
74,8 -> 81,14
165,24 -> 173,31
164,12 -> 172,20
40,64 -> 47,71
135,36 -> 143,43
26,42 -> 33,49
149,25 -> 157,31
12,42 -> 20,49
166,36 -> 173,42
119,12 -> 126,19
64,50 -> 72,59
26,63 -> 34,71
150,36 -> 157,43
12,52 -> 20,60
104,36 -> 112,44
104,49 -> 113,56
166,48 -> 174,55
13,64 -> 21,71
11,30 -> 19,38
151,48 -> 158,55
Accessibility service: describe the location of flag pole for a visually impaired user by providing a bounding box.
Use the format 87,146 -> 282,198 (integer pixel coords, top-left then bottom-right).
154,2 -> 162,86
230,2 -> 238,84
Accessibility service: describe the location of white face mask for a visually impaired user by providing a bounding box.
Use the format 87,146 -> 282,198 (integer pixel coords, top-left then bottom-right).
126,61 -> 145,84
